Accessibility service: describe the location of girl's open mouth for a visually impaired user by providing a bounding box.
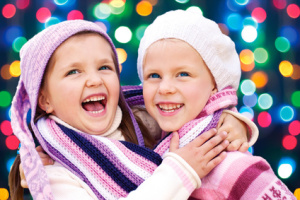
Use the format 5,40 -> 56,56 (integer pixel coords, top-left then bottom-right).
157,103 -> 183,113
82,95 -> 107,114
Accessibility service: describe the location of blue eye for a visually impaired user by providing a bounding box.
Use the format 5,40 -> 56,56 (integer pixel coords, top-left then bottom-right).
178,72 -> 189,77
67,70 -> 78,76
149,73 -> 160,78
99,66 -> 110,70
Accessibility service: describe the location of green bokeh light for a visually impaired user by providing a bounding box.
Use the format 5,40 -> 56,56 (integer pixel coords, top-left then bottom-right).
93,3 -> 111,19
135,24 -> 148,41
291,91 -> 300,107
275,37 -> 290,53
12,37 -> 27,53
0,91 -> 12,107
254,47 -> 268,64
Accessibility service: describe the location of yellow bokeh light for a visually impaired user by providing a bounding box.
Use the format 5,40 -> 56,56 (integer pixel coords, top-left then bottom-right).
0,188 -> 9,200
240,49 -> 254,65
1,64 -> 12,80
110,0 -> 125,8
9,61 -> 21,77
279,60 -> 293,77
291,64 -> 300,80
116,48 -> 127,64
251,71 -> 268,88
136,1 -> 153,16
294,188 -> 300,199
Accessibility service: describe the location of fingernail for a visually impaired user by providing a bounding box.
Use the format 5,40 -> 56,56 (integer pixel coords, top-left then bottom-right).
49,159 -> 54,164
223,131 -> 228,136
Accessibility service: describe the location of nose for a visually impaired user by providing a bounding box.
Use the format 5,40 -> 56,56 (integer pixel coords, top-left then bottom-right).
158,78 -> 176,95
86,72 -> 103,87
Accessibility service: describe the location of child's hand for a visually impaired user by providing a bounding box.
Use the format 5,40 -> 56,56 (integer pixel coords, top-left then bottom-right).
217,112 -> 249,152
19,146 -> 54,188
169,128 -> 228,179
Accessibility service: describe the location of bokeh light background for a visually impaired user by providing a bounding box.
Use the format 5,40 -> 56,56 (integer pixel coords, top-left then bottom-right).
0,0 -> 300,199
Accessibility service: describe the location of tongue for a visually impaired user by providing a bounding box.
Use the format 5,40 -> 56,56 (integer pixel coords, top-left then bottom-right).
83,101 -> 104,111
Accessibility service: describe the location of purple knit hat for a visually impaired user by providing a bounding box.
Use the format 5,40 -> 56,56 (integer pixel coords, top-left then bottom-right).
10,20 -> 143,199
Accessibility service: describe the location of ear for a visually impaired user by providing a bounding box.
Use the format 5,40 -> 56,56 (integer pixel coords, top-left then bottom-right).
38,90 -> 54,114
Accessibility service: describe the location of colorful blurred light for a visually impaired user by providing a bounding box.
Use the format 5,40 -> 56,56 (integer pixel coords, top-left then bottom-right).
234,0 -> 249,6
241,62 -> 255,72
135,24 -> 148,40
36,7 -> 51,23
136,1 -> 153,16
282,135 -> 297,150
278,156 -> 296,179
240,79 -> 256,95
1,64 -> 12,80
254,48 -> 268,64
295,188 -> 300,199
279,60 -> 293,77
273,0 -> 287,10
12,37 -> 27,53
280,26 -> 299,46
175,0 -> 190,3
287,4 -> 300,19
0,120 -> 13,136
257,111 -> 272,127
93,3 -> 111,19
251,71 -> 268,88
0,188 -> 9,200
116,48 -> 127,64
9,61 -> 21,77
258,93 -> 273,110
16,0 -> 30,9
45,17 -> 61,28
6,157 -> 15,173
115,26 -> 132,43
242,93 -> 257,107
0,91 -> 12,108
239,106 -> 254,120
243,17 -> 258,29
54,0 -> 68,6
280,106 -> 294,122
251,7 -> 266,23
291,64 -> 300,80
4,26 -> 23,45
288,120 -> 300,136
2,4 -> 16,19
240,49 -> 254,65
291,91 -> 300,107
67,10 -> 84,20
227,13 -> 242,30
5,135 -> 20,150
275,37 -> 290,52
241,26 -> 257,43
109,0 -> 126,15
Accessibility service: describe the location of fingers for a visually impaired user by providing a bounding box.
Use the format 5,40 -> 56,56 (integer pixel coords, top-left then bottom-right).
238,142 -> 249,153
204,138 -> 229,161
190,128 -> 218,147
169,132 -> 179,152
198,130 -> 228,155
19,164 -> 28,188
206,151 -> 227,171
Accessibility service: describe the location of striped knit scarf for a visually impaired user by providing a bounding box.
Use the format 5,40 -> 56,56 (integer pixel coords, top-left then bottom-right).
37,87 -> 237,199
36,117 -> 162,199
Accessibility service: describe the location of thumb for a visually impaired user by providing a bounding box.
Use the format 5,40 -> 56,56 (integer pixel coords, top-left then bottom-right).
169,132 -> 179,152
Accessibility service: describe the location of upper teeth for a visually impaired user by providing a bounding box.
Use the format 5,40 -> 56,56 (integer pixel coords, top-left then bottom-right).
159,104 -> 182,110
83,96 -> 105,103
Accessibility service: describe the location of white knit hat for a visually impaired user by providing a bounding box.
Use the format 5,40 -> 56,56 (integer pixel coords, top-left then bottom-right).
137,9 -> 241,91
